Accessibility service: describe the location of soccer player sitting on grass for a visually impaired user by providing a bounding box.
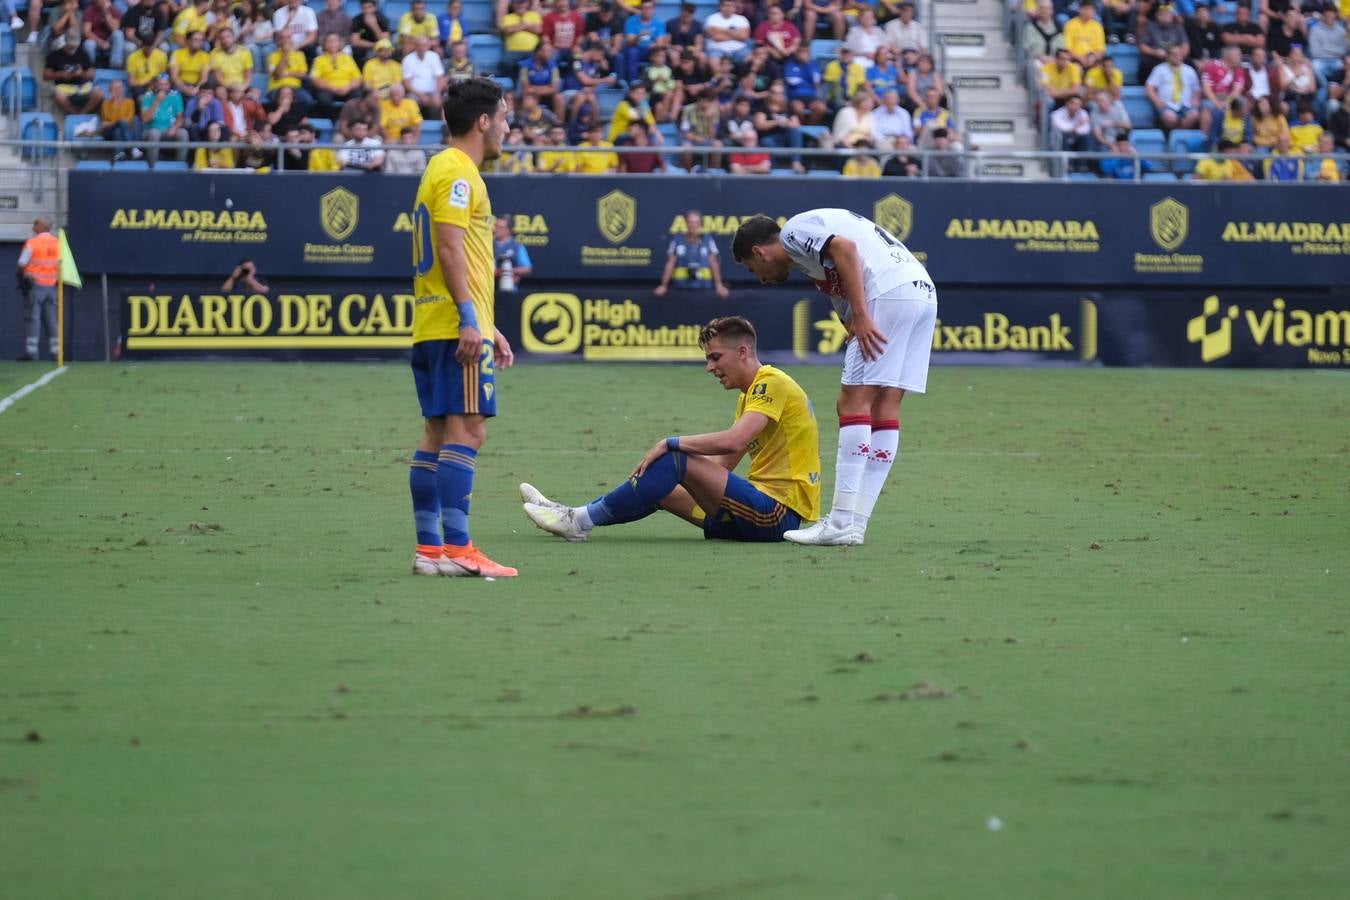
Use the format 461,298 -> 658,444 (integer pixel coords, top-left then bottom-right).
520,316 -> 820,543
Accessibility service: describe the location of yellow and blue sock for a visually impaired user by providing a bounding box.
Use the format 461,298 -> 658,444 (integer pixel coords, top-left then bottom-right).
410,449 -> 441,556
438,443 -> 476,547
583,451 -> 687,527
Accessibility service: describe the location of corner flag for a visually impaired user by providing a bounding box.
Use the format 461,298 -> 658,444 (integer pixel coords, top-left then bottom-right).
57,228 -> 81,289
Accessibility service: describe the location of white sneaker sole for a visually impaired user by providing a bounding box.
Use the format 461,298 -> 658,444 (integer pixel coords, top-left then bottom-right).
519,482 -> 565,510
784,529 -> 865,546
523,503 -> 589,542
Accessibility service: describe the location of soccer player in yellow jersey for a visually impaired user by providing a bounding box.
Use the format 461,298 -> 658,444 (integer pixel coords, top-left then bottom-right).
409,77 -> 518,578
521,316 -> 821,543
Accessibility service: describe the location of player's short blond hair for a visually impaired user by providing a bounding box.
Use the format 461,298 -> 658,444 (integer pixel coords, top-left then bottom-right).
699,316 -> 757,350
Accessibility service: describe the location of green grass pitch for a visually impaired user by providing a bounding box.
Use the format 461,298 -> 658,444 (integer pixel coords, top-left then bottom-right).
1,361 -> 1347,899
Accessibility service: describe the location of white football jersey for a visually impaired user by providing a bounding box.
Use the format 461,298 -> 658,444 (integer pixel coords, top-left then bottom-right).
779,208 -> 932,321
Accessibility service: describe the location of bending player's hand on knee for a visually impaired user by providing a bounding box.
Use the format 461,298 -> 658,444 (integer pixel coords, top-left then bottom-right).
456,325 -> 483,366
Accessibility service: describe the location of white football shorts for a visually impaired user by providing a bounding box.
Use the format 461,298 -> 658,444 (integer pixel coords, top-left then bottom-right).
840,280 -> 938,393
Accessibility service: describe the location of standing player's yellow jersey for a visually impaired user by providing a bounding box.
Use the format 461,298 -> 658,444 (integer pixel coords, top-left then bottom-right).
412,146 -> 495,344
736,365 -> 821,521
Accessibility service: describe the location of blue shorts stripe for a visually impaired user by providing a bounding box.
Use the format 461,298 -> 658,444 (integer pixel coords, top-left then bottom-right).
702,473 -> 802,542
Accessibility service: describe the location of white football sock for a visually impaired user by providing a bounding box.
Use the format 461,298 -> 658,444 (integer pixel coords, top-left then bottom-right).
828,417 -> 872,529
573,505 -> 594,531
854,422 -> 900,531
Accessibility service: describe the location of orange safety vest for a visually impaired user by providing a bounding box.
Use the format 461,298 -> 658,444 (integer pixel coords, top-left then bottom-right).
23,232 -> 59,287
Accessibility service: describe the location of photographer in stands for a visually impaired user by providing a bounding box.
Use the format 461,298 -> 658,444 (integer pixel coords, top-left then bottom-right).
493,217 -> 533,294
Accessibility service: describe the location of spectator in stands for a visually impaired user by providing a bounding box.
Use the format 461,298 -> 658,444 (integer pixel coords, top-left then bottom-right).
666,2 -> 705,63
45,29 -> 105,116
399,0 -> 441,54
439,0 -> 466,46
1064,1 -> 1106,68
824,45 -> 868,107
82,0 -> 125,68
337,120 -> 385,171
126,35 -> 168,97
501,0 -> 544,74
1263,132 -> 1303,179
192,120 -> 235,168
1221,3 -> 1264,53
304,126 -> 340,170
268,84 -> 309,133
495,126 -> 535,170
620,121 -> 668,171
123,0 -> 169,58
1023,0 -> 1065,63
864,45 -> 901,97
170,30 -> 211,100
206,0 -> 238,44
782,44 -> 825,120
272,0 -> 318,55
363,38 -> 402,96
756,4 -> 801,63
99,78 -> 138,148
520,39 -> 566,117
646,45 -> 679,120
238,0 -> 275,73
184,81 -> 224,139
315,0 -> 351,51
1219,95 -> 1253,144
1309,6 -> 1348,81
1089,84 -> 1131,145
584,1 -> 624,63
845,7 -> 886,60
1051,93 -> 1092,154
1099,130 -> 1138,178
536,123 -> 578,170
1313,131 -> 1341,180
403,34 -> 448,116
1266,7 -> 1306,60
384,129 -> 429,174
705,0 -> 752,63
655,210 -> 726,297
885,2 -> 926,54
139,73 -> 188,164
842,141 -> 882,176
1185,5 -> 1223,63
381,81 -> 423,140
873,87 -> 913,148
803,0 -> 846,41
906,52 -> 945,106
1250,93 -> 1289,146
722,93 -> 755,142
1100,0 -> 1135,46
311,32 -> 364,119
833,90 -> 878,146
678,88 -> 722,168
728,129 -> 771,172
1139,4 -> 1187,81
608,82 -> 660,141
350,0 -> 392,65
926,127 -> 963,176
575,121 -> 620,171
1200,45 -> 1250,140
170,0 -> 209,49
882,133 -> 920,175
914,84 -> 952,134
543,0 -> 584,59
620,0 -> 667,82
1246,46 -> 1277,101
223,82 -> 266,138
1330,50 -> 1349,109
754,81 -> 805,171
267,31 -> 311,106
211,28 -> 254,90
1289,98 -> 1323,151
447,39 -> 476,81
337,88 -> 380,137
736,44 -> 778,104
1279,43 -> 1318,111
1041,46 -> 1084,108
1085,54 -> 1124,99
509,90 -> 554,139
1145,43 -> 1201,130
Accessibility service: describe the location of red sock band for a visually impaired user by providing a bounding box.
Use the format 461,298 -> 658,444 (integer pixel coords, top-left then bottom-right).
873,420 -> 900,431
839,415 -> 872,428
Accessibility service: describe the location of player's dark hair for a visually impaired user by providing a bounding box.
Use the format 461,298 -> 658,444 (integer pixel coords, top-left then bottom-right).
443,77 -> 504,137
731,214 -> 782,263
699,316 -> 757,350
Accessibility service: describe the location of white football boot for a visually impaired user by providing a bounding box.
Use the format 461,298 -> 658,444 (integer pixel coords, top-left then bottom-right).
519,482 -> 566,510
783,520 -> 866,546
523,503 -> 591,542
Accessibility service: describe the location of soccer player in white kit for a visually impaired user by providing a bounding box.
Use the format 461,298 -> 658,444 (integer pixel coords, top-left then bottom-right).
731,210 -> 937,546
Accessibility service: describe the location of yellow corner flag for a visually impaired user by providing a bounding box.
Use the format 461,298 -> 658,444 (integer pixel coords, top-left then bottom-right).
58,228 -> 82,289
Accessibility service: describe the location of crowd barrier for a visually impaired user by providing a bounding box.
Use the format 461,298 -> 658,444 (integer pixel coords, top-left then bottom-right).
66,171 -> 1350,288
105,282 -> 1350,369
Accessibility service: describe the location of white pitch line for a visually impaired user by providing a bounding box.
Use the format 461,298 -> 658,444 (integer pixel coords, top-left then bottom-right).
0,367 -> 68,415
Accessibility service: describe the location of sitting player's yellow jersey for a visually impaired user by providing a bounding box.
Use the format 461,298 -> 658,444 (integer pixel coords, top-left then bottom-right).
412,147 -> 494,344
736,365 -> 821,521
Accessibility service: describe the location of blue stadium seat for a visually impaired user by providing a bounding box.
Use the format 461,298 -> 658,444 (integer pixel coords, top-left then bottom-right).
462,0 -> 495,34
19,111 -> 57,158
811,39 -> 840,61
1142,171 -> 1178,182
468,33 -> 502,72
1167,128 -> 1208,174
1132,127 -> 1166,156
492,75 -> 514,92
1107,44 -> 1139,85
309,117 -> 334,142
656,122 -> 678,143
75,159 -> 113,170
800,124 -> 829,145
596,87 -> 625,116
1068,171 -> 1100,181
94,68 -> 129,98
385,0 -> 412,24
155,161 -> 191,170
1121,86 -> 1154,128
115,160 -> 151,170
64,113 -> 100,141
419,120 -> 444,144
0,25 -> 14,66
0,65 -> 37,111
806,168 -> 841,177
767,168 -> 798,176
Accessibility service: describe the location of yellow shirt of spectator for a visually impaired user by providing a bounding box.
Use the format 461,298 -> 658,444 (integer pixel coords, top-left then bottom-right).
363,57 -> 403,95
535,148 -> 578,173
399,12 -> 441,41
1063,16 -> 1105,58
1289,122 -> 1323,155
412,147 -> 495,343
1084,64 -> 1122,93
843,156 -> 881,178
734,365 -> 821,522
309,147 -> 340,171
1041,60 -> 1082,91
126,47 -> 168,88
606,99 -> 655,142
267,49 -> 309,91
173,6 -> 208,39
500,11 -> 542,53
823,58 -> 868,100
210,46 -> 253,88
312,52 -> 362,89
575,141 -> 618,173
381,97 -> 424,139
170,47 -> 210,86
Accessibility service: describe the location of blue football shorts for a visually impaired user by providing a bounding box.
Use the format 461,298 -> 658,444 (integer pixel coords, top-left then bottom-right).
410,339 -> 497,418
702,472 -> 803,542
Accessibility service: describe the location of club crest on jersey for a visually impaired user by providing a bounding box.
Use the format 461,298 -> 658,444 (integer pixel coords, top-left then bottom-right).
752,383 -> 768,396
320,186 -> 359,241
449,179 -> 472,210
483,382 -> 494,402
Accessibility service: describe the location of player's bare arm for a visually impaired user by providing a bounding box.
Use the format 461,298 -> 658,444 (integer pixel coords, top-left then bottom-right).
434,219 -> 482,366
823,236 -> 888,362
633,412 -> 769,477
